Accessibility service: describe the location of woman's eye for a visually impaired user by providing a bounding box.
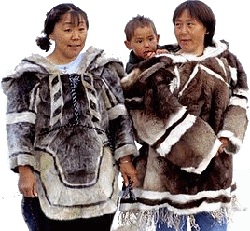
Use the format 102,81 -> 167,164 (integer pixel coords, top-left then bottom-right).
187,22 -> 194,27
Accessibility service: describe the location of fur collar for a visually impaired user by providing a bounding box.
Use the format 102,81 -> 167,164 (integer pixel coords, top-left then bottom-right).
6,46 -> 121,79
157,39 -> 228,63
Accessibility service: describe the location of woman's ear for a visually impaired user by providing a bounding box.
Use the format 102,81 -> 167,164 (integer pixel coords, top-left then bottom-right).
124,40 -> 132,50
49,33 -> 54,41
157,34 -> 160,44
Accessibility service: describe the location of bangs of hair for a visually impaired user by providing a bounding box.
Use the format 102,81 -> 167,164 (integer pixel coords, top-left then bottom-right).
125,15 -> 157,41
67,10 -> 87,27
173,1 -> 213,24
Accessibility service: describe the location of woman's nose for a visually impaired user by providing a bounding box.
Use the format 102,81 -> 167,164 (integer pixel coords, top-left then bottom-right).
72,30 -> 80,40
180,25 -> 188,34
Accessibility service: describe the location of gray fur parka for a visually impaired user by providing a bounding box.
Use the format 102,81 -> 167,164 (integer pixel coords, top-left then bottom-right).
2,47 -> 138,220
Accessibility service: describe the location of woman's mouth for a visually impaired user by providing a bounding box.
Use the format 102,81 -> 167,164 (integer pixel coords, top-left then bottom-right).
180,39 -> 191,46
68,45 -> 81,48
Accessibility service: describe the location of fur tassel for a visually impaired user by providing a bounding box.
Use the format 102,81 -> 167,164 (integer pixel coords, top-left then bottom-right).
116,206 -> 233,231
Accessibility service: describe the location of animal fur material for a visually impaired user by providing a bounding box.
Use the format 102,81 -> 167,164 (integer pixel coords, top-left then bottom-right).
118,40 -> 248,226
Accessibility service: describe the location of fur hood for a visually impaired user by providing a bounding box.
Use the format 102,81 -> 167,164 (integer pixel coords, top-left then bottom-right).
3,46 -> 124,90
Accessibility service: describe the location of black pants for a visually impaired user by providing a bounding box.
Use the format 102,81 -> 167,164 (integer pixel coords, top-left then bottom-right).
22,197 -> 115,231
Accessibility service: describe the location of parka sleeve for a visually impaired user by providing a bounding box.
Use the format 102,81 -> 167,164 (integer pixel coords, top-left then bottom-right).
217,53 -> 248,154
1,62 -> 41,172
101,62 -> 138,160
121,57 -> 222,174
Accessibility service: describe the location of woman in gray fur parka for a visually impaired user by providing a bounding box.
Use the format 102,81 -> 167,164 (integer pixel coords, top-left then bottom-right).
1,4 -> 138,231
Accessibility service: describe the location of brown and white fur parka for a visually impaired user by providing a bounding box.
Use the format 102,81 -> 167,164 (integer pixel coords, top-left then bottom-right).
118,40 -> 248,226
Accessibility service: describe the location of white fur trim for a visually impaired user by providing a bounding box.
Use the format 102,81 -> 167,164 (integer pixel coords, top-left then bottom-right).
157,40 -> 228,63
199,64 -> 229,87
217,130 -> 234,139
165,106 -> 187,129
229,66 -> 237,85
178,64 -> 199,97
49,74 -> 63,127
120,187 -> 232,215
156,114 -> 196,156
6,111 -> 36,125
169,66 -> 180,93
181,138 -> 221,174
108,104 -> 127,120
130,110 -> 166,145
36,147 -> 119,220
229,96 -> 248,110
233,88 -> 248,99
217,130 -> 243,154
215,57 -> 227,76
178,63 -> 229,98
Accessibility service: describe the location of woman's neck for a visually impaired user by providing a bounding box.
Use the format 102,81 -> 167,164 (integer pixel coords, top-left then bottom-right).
178,49 -> 204,57
47,51 -> 78,65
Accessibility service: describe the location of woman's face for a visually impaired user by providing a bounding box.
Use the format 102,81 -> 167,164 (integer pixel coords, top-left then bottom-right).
49,13 -> 88,64
174,9 -> 207,56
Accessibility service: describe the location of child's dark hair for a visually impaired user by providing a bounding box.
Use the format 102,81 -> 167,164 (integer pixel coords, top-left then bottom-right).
36,3 -> 89,52
124,15 -> 157,42
173,0 -> 215,47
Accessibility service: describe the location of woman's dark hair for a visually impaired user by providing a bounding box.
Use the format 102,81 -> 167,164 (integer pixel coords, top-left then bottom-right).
36,3 -> 89,52
173,0 -> 215,47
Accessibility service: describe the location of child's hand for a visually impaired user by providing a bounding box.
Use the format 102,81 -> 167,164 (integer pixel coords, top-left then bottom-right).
145,51 -> 157,59
156,49 -> 169,55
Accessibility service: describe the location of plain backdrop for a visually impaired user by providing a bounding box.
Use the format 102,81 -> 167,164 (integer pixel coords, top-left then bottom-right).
0,1 -> 249,230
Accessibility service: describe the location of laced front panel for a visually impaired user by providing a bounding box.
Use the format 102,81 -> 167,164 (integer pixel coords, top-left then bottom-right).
68,74 -> 81,125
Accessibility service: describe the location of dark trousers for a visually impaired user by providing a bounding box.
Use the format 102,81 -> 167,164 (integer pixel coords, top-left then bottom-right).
22,197 -> 115,231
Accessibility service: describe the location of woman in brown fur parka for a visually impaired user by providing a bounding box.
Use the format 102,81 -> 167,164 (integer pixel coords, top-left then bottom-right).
117,1 -> 248,231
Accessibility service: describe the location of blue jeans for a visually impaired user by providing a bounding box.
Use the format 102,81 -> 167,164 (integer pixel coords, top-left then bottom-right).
156,212 -> 227,231
22,197 -> 115,231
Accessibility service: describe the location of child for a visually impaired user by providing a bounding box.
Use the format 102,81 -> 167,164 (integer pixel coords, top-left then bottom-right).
2,3 -> 138,231
124,15 -> 177,74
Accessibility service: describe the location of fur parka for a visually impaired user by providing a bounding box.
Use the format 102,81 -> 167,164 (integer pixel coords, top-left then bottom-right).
2,47 -> 138,220
118,40 -> 248,226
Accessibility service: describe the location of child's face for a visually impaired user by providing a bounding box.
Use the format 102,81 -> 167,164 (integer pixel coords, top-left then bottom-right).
125,26 -> 159,60
49,13 -> 88,63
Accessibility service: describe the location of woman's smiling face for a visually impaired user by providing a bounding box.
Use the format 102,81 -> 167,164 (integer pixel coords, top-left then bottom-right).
174,9 -> 207,56
49,13 -> 88,64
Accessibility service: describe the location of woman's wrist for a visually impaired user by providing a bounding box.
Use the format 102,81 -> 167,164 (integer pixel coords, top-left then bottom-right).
118,155 -> 132,165
18,165 -> 33,174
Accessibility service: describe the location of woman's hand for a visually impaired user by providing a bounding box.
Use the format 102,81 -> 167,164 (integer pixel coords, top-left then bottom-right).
119,156 -> 138,188
145,49 -> 169,59
18,165 -> 37,197
217,137 -> 230,156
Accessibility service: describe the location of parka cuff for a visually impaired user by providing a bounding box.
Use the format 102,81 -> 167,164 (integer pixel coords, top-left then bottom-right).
114,144 -> 138,161
9,153 -> 38,173
217,130 -> 243,155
